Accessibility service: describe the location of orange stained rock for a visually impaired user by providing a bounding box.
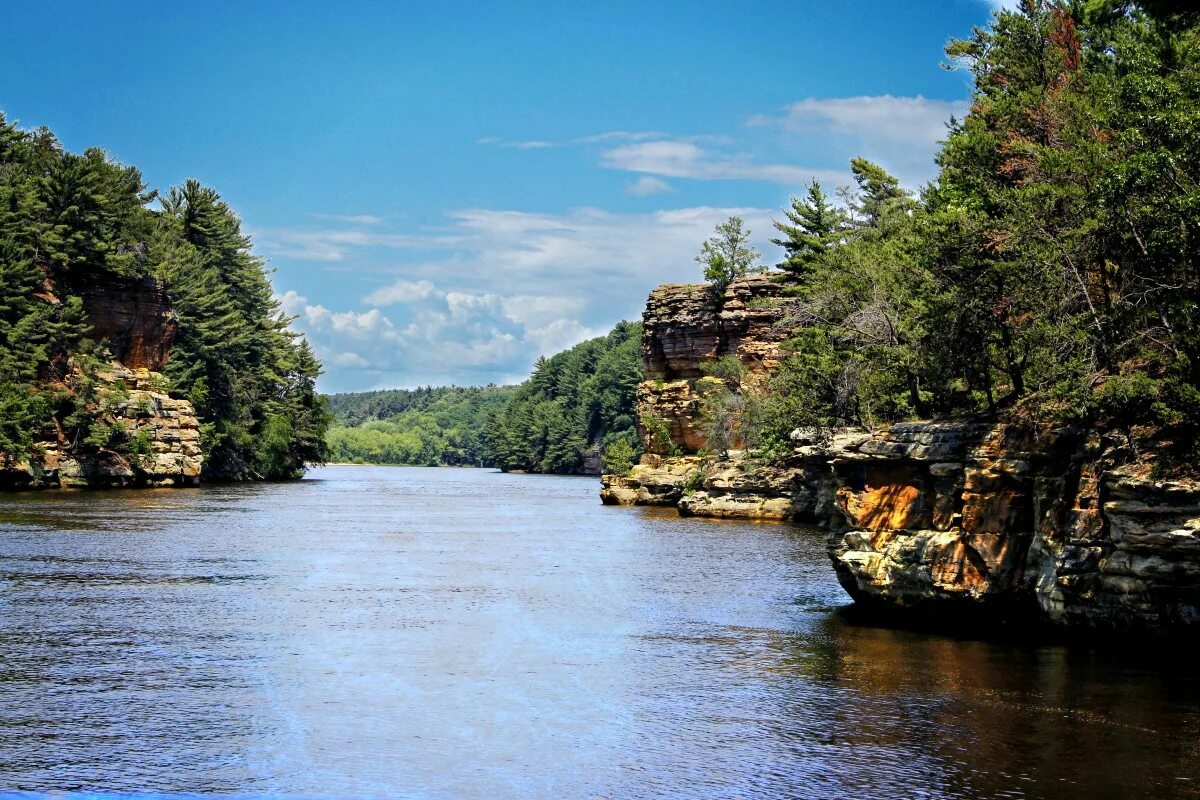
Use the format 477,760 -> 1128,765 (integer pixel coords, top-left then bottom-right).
841,481 -> 925,531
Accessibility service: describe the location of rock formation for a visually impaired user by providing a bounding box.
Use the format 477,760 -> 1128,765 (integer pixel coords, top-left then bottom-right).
638,275 -> 795,454
829,422 -> 1200,632
80,275 -> 178,371
1,277 -> 203,490
604,278 -> 1200,634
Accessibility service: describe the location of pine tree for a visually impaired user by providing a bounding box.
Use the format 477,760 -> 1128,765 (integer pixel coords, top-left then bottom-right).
771,180 -> 845,283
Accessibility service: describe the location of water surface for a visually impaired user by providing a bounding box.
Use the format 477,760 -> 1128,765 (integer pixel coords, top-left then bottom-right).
1,466 -> 1198,799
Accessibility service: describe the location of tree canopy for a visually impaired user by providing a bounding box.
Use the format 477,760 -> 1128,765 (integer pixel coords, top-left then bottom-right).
0,115 -> 329,479
326,322 -> 644,474
737,0 -> 1200,470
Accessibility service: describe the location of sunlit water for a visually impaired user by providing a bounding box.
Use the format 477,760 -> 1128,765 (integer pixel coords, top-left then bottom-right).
1,466 -> 1198,800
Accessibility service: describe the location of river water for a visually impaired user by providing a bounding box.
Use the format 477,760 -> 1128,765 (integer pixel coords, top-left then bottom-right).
0,465 -> 1198,800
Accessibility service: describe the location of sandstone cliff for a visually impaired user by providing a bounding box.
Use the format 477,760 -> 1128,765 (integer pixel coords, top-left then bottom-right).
638,275 -> 795,454
1,277 -> 203,490
80,275 -> 179,371
829,423 -> 1200,633
604,279 -> 1200,634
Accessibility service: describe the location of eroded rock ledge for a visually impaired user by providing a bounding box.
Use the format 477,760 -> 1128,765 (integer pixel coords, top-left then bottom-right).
603,422 -> 1200,633
638,275 -> 796,453
1,275 -> 204,490
0,364 -> 203,490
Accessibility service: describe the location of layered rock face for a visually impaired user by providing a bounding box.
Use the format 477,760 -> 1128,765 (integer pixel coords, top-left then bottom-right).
829,423 -> 1200,632
80,275 -> 178,371
638,275 -> 795,454
1,276 -> 203,490
605,276 -> 1200,633
1,363 -> 203,490
604,418 -> 1200,632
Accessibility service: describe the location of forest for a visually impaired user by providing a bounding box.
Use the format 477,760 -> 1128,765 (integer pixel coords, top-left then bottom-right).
689,0 -> 1200,470
0,117 -> 329,479
325,321 -> 643,473
6,0 -> 1194,483
325,385 -> 516,466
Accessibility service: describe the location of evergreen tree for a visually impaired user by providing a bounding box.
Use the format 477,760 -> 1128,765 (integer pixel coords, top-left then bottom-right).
771,180 -> 845,283
0,115 -> 328,478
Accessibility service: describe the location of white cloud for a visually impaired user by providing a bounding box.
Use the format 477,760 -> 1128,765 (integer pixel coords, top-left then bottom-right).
278,289 -> 309,316
364,279 -> 439,307
750,94 -> 968,186
484,94 -> 965,192
478,130 -> 667,149
310,213 -> 387,225
254,228 -> 459,262
754,95 -> 966,148
627,176 -> 671,196
269,205 -> 782,391
499,295 -> 584,328
600,140 -> 835,185
332,351 -> 370,368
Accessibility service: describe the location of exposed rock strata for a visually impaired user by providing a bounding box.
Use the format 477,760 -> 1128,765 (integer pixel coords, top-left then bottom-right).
638,275 -> 795,453
828,423 -> 1200,632
604,420 -> 1200,632
80,275 -> 178,371
612,278 -> 1199,633
0,364 -> 202,490
600,455 -> 703,507
2,275 -> 203,490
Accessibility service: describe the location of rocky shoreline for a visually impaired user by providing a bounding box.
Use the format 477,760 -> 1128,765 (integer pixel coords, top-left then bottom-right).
603,276 -> 1200,635
603,421 -> 1200,634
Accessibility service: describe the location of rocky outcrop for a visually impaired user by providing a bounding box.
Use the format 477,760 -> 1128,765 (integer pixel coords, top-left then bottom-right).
80,275 -> 178,371
0,363 -> 203,490
2,275 -> 203,490
639,275 -> 795,454
601,455 -> 703,506
828,422 -> 1200,633
606,277 -> 1200,634
606,419 -> 1200,633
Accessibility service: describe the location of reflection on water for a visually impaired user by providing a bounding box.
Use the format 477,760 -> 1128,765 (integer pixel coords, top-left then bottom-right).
0,466 -> 1197,799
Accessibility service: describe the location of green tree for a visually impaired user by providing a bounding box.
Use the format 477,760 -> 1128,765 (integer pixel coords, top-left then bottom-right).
696,216 -> 762,294
772,180 -> 845,283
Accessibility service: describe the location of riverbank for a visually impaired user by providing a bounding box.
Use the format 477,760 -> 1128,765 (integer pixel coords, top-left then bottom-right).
603,421 -> 1200,635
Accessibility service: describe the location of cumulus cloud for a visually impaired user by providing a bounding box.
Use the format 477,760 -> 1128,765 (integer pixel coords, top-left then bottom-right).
751,95 -> 966,148
749,94 -> 968,186
332,351 -> 370,368
364,279 -> 439,307
268,205 -> 781,390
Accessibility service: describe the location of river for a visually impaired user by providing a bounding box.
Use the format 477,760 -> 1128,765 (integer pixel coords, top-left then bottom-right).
0,465 -> 1197,799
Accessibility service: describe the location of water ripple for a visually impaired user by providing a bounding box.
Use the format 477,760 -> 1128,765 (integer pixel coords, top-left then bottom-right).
0,466 -> 1198,799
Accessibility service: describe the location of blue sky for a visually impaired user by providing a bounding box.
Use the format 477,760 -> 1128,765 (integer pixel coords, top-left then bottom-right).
2,0 -> 1010,392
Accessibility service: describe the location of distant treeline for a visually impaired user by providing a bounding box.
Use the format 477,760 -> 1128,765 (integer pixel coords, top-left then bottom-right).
325,385 -> 516,466
324,321 -> 643,472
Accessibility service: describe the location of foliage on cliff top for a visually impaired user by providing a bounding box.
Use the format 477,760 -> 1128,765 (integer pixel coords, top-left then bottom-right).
0,115 -> 329,479
741,0 -> 1200,467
